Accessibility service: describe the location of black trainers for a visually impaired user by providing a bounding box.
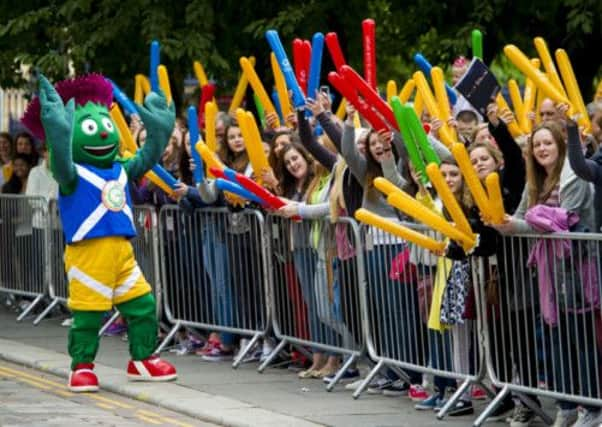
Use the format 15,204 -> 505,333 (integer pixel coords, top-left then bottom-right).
488,396 -> 515,421
448,399 -> 474,416
509,405 -> 535,427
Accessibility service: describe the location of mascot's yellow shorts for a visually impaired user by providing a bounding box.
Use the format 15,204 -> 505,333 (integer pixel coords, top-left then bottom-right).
64,236 -> 151,311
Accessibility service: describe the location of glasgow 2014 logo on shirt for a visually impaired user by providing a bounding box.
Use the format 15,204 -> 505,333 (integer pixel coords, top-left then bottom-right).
101,180 -> 126,212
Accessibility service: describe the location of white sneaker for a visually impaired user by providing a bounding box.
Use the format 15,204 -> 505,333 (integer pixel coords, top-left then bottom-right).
61,317 -> 74,327
344,378 -> 364,391
552,408 -> 578,427
572,408 -> 602,427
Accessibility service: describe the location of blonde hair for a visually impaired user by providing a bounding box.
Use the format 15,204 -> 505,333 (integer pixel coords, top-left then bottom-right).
525,122 -> 566,207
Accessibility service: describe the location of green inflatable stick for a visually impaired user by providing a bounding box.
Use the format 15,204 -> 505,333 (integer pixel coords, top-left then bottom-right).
405,105 -> 440,166
390,96 -> 427,185
472,29 -> 483,60
253,93 -> 266,128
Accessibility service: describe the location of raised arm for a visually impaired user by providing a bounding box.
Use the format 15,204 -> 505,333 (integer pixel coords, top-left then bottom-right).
297,108 -> 337,170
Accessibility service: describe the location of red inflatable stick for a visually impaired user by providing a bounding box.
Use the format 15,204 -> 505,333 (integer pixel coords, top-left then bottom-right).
198,83 -> 216,129
325,32 -> 347,72
299,40 -> 311,95
328,71 -> 389,132
339,65 -> 398,131
362,19 -> 377,90
293,39 -> 307,95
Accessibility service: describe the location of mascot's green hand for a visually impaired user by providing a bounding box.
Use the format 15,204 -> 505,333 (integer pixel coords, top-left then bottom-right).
125,90 -> 175,180
38,74 -> 77,192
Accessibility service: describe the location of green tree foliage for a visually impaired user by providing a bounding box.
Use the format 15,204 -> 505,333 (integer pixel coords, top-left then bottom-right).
0,0 -> 600,105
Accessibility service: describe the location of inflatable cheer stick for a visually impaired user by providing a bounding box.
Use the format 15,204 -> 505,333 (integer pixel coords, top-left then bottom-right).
390,97 -> 427,184
196,140 -> 225,173
508,79 -> 528,134
534,37 -> 566,98
204,101 -> 218,153
110,103 -> 138,154
134,74 -> 150,105
157,65 -> 172,105
504,45 -> 570,106
150,40 -> 160,92
266,30 -> 306,109
451,143 -> 493,221
406,102 -> 440,166
472,29 -> 483,60
193,60 -> 209,87
413,71 -> 456,147
253,94 -> 266,127
555,49 -> 591,133
295,39 -> 311,95
414,53 -> 457,105
495,93 -> 523,138
271,89 -> 284,122
356,208 -> 446,253
399,79 -> 416,104
430,67 -> 457,141
121,150 -> 175,197
307,32 -> 324,100
426,163 -> 474,239
386,189 -> 475,248
340,65 -> 397,129
215,178 -> 263,205
328,71 -> 389,131
485,172 -> 505,224
325,32 -> 347,72
109,79 -> 138,117
386,80 -> 398,103
335,98 -> 347,120
230,56 -> 255,113
236,109 -> 271,184
240,57 -> 280,127
188,106 -> 205,184
198,83 -> 216,129
270,52 -> 292,122
362,19 -> 377,89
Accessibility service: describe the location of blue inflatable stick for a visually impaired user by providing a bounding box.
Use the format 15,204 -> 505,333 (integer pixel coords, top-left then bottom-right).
265,30 -> 306,109
187,106 -> 205,184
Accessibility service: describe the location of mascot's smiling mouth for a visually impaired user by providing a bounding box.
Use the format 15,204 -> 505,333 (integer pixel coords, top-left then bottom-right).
84,144 -> 116,156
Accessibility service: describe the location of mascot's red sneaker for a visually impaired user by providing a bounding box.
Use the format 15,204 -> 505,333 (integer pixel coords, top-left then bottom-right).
127,355 -> 177,381
68,363 -> 99,392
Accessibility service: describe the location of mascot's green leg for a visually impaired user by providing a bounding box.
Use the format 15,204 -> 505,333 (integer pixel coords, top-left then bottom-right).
68,311 -> 104,370
116,293 -> 157,361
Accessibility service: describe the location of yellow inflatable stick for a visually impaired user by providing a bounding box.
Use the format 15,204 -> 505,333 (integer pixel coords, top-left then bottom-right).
110,103 -> 138,154
504,45 -> 570,106
413,92 -> 424,118
485,172 -> 505,224
387,192 -> 476,249
244,110 -> 271,183
399,79 -> 416,104
555,49 -> 591,133
355,208 -> 446,253
451,143 -> 493,221
414,71 -> 456,147
431,67 -> 456,140
386,80 -> 398,104
193,60 -> 209,87
508,79 -> 526,131
195,140 -> 225,172
271,53 -> 292,124
426,163 -> 474,239
374,177 -> 402,196
157,65 -> 172,105
534,37 -> 566,98
230,56 -> 255,113
205,101 -> 218,152
240,57 -> 280,127
134,74 -> 150,104
523,82 -> 537,134
336,98 -> 347,120
353,112 -> 361,128
495,93 -> 523,138
121,150 -> 176,198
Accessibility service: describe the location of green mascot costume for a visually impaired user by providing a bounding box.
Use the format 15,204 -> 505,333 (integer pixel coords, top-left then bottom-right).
22,74 -> 177,392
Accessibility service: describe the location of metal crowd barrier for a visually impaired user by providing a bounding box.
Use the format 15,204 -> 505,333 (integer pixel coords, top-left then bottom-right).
476,232 -> 602,425
355,223 -> 494,416
0,194 -> 50,321
259,215 -> 365,390
155,206 -> 270,368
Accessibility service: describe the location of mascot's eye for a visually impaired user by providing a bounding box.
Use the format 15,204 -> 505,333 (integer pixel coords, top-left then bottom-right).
101,117 -> 115,133
81,119 -> 98,135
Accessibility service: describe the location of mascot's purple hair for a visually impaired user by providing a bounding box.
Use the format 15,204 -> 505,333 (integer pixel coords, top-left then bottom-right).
22,74 -> 113,141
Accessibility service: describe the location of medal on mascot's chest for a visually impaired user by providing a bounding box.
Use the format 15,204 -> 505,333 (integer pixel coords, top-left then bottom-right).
101,180 -> 126,212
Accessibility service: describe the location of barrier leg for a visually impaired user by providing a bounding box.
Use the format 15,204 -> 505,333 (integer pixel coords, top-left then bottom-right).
258,338 -> 287,373
436,377 -> 471,419
154,321 -> 180,354
352,359 -> 384,400
33,297 -> 60,325
473,384 -> 510,426
325,354 -> 357,392
16,294 -> 44,322
233,332 -> 261,369
98,310 -> 120,336
516,392 -> 553,425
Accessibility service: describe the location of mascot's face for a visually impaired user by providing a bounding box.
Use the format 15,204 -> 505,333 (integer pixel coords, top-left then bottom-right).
72,102 -> 119,167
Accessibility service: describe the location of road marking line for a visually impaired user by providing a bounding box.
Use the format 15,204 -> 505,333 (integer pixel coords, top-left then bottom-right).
0,365 -> 67,389
136,409 -> 163,418
15,376 -> 52,391
96,402 -> 116,410
158,417 -> 195,427
54,389 -> 75,398
88,394 -> 135,409
136,414 -> 162,425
